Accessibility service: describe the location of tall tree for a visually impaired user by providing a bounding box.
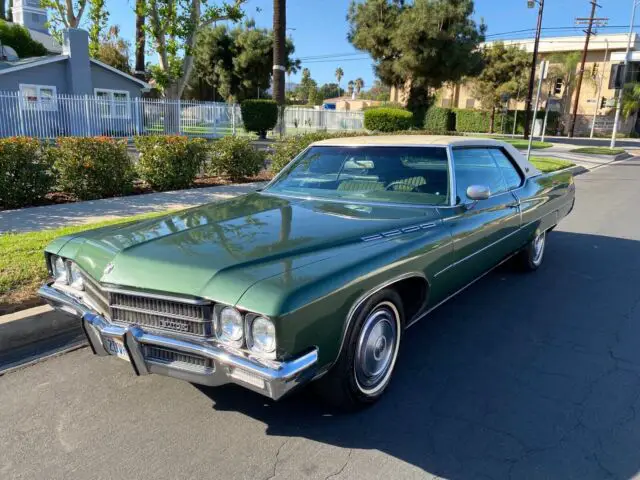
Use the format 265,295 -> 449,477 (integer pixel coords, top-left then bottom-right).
471,42 -> 530,133
41,0 -> 88,35
134,0 -> 146,78
273,0 -> 285,135
95,25 -> 131,73
348,0 -> 485,117
546,52 -> 581,122
1,0 -> 6,21
319,83 -> 340,99
146,0 -> 245,99
87,0 -> 108,57
7,0 -> 12,22
335,67 -> 344,96
347,80 -> 354,98
354,77 -> 364,96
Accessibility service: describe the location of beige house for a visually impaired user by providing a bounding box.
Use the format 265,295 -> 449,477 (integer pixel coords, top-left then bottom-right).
391,33 -> 640,135
323,97 -> 384,111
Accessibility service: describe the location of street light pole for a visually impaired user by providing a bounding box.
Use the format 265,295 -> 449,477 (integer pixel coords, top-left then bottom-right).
611,0 -> 639,148
524,0 -> 545,140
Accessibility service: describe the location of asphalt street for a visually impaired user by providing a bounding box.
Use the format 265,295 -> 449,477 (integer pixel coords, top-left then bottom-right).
2,158 -> 640,479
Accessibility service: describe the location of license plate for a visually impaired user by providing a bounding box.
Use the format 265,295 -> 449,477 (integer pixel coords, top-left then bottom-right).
103,337 -> 130,362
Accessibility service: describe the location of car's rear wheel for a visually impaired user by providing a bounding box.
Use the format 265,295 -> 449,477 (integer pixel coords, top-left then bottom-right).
516,229 -> 546,271
315,289 -> 403,410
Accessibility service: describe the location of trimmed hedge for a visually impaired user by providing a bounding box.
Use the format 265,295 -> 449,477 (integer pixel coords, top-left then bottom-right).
364,108 -> 413,132
269,132 -> 367,174
424,107 -> 455,133
135,135 -> 208,191
208,136 -> 265,181
52,137 -> 134,200
454,108 -> 560,135
241,99 -> 278,139
0,137 -> 55,209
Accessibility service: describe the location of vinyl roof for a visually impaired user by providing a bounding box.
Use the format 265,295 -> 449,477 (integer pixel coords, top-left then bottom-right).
311,135 -> 507,147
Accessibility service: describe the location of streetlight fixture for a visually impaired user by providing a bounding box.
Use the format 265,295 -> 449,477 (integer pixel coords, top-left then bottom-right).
523,0 -> 545,140
611,0 -> 639,148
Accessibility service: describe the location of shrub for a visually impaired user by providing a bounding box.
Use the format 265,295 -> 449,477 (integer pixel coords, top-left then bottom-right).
0,137 -> 55,209
208,136 -> 265,180
52,137 -> 134,201
0,21 -> 48,58
424,107 -> 455,133
241,99 -> 278,138
453,109 -> 495,133
269,132 -> 366,174
135,136 -> 208,191
364,107 -> 413,132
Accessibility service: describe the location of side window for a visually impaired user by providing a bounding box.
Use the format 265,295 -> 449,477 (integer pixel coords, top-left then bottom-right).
489,149 -> 523,190
453,148 -> 507,203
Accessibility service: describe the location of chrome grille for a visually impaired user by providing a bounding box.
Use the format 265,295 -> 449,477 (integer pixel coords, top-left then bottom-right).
109,292 -> 212,337
81,273 -> 109,317
143,345 -> 212,372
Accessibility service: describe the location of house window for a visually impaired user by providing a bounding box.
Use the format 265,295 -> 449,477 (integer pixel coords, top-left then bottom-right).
94,89 -> 131,118
465,98 -> 476,109
441,98 -> 452,108
553,78 -> 563,95
19,84 -> 57,111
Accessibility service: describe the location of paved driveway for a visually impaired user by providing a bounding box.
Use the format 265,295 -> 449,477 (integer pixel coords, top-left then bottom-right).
2,158 -> 640,479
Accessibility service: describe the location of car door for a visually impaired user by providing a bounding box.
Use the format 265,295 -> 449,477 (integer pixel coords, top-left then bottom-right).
435,147 -> 521,293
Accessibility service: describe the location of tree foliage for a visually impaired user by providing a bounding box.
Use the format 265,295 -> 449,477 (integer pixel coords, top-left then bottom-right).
470,41 -> 530,132
359,80 -> 391,101
87,0 -> 108,57
0,20 -> 48,57
95,25 -> 131,74
348,0 -> 485,114
546,52 -> 581,118
622,83 -> 640,119
191,20 -> 299,101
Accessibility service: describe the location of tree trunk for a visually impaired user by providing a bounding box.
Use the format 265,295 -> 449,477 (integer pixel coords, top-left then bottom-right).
7,0 -> 12,21
489,108 -> 496,134
134,0 -> 146,79
0,0 -> 5,21
163,84 -> 181,134
273,0 -> 286,137
406,82 -> 430,128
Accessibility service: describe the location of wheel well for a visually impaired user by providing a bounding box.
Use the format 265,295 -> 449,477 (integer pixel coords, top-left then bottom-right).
390,276 -> 429,323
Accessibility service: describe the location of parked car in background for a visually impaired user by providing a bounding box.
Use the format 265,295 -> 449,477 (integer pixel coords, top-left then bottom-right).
40,136 -> 575,409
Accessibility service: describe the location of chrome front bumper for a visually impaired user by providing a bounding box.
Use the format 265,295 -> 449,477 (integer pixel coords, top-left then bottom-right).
39,284 -> 318,400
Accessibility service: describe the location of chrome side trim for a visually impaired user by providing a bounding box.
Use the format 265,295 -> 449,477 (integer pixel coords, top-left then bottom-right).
407,252 -> 518,328
260,191 -> 445,209
434,219 -> 536,278
447,145 -> 456,207
101,287 -> 211,306
335,272 -> 430,364
360,222 -> 438,242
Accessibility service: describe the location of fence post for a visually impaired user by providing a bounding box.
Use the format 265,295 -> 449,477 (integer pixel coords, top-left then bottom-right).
177,98 -> 182,134
84,94 -> 91,136
17,92 -> 26,136
232,105 -> 236,136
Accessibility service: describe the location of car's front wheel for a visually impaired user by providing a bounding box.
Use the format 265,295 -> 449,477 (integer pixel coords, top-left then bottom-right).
315,289 -> 404,410
516,229 -> 546,271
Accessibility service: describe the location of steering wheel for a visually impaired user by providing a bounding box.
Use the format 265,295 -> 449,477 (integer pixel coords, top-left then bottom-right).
385,181 -> 418,192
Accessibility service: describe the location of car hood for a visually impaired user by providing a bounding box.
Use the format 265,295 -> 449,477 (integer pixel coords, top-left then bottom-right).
54,193 -> 440,304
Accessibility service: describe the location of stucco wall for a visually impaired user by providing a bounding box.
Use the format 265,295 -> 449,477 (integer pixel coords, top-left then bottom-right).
90,63 -> 144,98
0,60 -> 69,93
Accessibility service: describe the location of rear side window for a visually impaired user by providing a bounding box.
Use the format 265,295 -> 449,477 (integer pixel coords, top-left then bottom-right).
452,148 -> 507,203
489,149 -> 523,190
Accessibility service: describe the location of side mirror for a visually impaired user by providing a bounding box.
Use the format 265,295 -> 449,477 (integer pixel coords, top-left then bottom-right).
466,185 -> 491,201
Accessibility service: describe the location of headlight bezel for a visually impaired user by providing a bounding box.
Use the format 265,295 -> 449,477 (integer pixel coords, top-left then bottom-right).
68,261 -> 85,291
50,255 -> 68,284
245,314 -> 277,359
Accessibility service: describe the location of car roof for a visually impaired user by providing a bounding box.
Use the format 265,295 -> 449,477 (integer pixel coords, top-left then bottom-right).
310,135 -> 507,148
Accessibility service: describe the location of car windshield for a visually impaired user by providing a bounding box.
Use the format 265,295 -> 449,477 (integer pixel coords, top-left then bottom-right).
265,146 -> 450,206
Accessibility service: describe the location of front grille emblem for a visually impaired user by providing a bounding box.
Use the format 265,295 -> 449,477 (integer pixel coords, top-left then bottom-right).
104,262 -> 114,275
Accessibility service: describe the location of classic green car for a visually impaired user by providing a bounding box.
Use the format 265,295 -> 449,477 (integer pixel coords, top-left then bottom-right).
39,135 -> 575,408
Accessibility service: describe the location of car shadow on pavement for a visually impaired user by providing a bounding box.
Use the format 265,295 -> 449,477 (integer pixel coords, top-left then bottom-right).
195,231 -> 640,479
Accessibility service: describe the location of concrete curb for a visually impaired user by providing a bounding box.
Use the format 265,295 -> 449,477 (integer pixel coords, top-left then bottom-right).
0,305 -> 81,353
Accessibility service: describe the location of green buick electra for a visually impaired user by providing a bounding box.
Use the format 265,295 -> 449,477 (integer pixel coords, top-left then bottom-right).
39,135 -> 575,408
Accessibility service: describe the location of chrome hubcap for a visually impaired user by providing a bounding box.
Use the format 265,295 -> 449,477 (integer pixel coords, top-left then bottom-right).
533,231 -> 545,264
355,304 -> 399,393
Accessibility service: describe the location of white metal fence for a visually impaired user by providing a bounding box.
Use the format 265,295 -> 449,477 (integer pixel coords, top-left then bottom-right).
0,91 -> 365,140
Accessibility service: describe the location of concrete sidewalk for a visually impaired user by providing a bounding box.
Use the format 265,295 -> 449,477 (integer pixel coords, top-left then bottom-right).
525,144 -> 631,171
1,182 -> 264,234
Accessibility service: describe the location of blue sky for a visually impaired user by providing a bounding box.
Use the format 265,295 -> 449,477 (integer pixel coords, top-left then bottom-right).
107,0 -> 637,88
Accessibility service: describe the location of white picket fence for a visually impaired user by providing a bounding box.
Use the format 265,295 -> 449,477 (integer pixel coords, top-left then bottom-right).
0,91 -> 365,139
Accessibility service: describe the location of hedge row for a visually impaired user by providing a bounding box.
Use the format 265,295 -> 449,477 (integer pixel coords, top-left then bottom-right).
0,136 -> 267,209
422,106 -> 560,135
364,108 -> 414,132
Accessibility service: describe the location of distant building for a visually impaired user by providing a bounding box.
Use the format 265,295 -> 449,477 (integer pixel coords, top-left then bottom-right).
391,33 -> 640,136
323,96 -> 384,111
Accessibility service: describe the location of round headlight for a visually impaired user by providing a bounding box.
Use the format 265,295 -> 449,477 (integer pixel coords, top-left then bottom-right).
52,256 -> 68,284
218,307 -> 244,345
68,262 -> 84,290
249,316 -> 276,354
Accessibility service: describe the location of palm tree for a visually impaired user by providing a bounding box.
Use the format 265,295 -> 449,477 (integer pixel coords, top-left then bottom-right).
335,67 -> 344,97
273,0 -> 286,136
347,80 -> 355,99
134,0 -> 146,78
622,83 -> 640,119
546,52 -> 581,122
355,78 -> 364,97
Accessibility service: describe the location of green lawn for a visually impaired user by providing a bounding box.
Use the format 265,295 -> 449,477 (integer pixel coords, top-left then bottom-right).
569,147 -> 626,156
0,210 -> 173,314
530,157 -> 575,173
489,136 -> 554,150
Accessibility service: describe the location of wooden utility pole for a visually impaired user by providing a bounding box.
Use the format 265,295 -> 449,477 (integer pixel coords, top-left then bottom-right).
568,1 -> 607,137
524,0 -> 545,140
273,0 -> 286,137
